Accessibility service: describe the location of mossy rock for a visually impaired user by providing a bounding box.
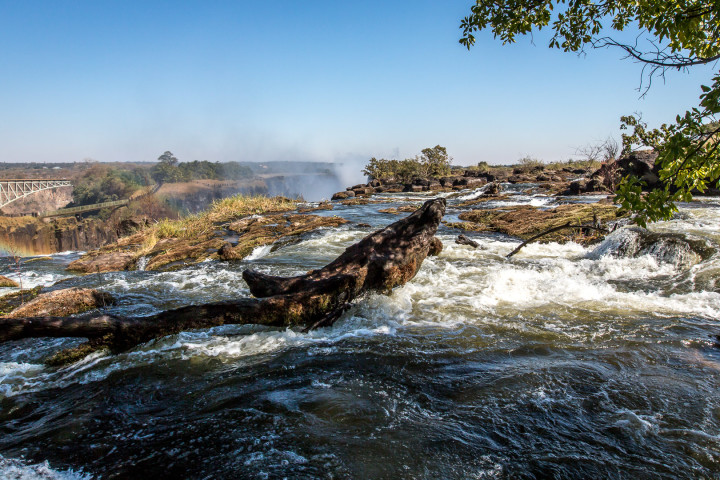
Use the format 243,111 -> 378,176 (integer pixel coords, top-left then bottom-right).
0,286 -> 44,315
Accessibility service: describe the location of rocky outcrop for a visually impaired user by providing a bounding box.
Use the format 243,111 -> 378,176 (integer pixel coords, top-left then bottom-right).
449,204 -> 624,245
0,287 -> 43,315
589,150 -> 659,193
0,276 -> 18,288
0,216 -> 123,256
69,213 -> 349,273
588,226 -> 716,269
67,251 -> 137,273
3,288 -> 114,318
217,214 -> 347,261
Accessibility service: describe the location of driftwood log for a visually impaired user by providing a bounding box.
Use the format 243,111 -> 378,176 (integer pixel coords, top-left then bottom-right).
0,198 -> 446,364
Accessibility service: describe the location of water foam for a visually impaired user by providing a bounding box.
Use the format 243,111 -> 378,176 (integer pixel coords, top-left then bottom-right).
0,455 -> 91,480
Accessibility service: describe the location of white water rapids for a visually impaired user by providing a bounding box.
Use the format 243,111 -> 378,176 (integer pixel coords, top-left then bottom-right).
1,190 -> 719,479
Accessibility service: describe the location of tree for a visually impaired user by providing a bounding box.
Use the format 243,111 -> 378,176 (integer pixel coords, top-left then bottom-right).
419,145 -> 452,177
460,1 -> 720,225
150,151 -> 183,184
362,146 -> 452,182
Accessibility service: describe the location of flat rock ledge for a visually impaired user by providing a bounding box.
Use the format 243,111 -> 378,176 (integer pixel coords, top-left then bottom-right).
3,287 -> 115,318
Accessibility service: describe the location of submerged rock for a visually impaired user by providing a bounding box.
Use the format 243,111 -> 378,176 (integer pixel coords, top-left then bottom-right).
4,287 -> 115,318
588,227 -> 716,269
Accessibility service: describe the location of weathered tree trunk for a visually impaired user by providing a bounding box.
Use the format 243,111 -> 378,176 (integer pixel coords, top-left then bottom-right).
0,198 -> 446,364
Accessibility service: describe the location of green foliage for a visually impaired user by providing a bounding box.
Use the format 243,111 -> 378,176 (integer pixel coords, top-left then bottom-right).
362,146 -> 452,182
459,0 -> 720,223
619,78 -> 720,221
419,145 -> 452,177
150,151 -> 253,184
72,164 -> 146,206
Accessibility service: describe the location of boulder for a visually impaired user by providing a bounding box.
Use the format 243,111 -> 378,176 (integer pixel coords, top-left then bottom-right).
4,287 -> 115,318
440,176 -> 460,187
616,150 -> 660,189
568,179 -> 587,195
454,177 -> 486,188
589,226 -> 716,269
484,182 -> 502,195
332,190 -> 355,200
67,251 -> 136,273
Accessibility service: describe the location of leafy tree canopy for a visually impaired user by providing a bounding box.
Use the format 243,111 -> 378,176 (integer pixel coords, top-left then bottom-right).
150,151 -> 254,184
363,146 -> 452,182
460,0 -> 720,225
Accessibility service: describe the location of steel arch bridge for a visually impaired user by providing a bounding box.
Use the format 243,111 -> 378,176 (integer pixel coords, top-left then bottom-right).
0,179 -> 73,208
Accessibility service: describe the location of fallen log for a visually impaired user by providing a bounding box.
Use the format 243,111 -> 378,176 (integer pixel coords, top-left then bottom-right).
0,198 -> 446,365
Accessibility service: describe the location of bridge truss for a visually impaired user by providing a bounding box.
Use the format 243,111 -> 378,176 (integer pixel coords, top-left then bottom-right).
0,179 -> 72,208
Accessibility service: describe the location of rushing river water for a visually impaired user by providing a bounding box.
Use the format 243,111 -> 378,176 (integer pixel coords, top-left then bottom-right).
1,187 -> 720,479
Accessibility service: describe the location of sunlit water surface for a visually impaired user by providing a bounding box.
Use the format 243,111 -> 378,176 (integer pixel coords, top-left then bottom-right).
1,188 -> 720,479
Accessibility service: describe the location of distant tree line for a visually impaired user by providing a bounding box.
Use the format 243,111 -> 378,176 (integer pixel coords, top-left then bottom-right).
362,145 -> 452,183
150,151 -> 254,184
71,164 -> 148,206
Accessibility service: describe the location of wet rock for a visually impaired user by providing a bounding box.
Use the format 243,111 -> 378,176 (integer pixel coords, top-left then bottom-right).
440,176 -> 461,187
67,251 -> 136,273
588,227 -> 716,268
146,237 -> 226,271
454,177 -> 486,188
4,287 -> 115,318
0,286 -> 43,315
455,234 -> 480,248
218,214 -> 348,261
332,190 -> 355,200
353,187 -> 375,196
404,184 -> 424,192
0,276 -> 18,288
485,182 -> 502,195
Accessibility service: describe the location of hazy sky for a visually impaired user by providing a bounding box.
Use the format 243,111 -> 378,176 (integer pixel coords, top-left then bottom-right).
0,1 -> 716,169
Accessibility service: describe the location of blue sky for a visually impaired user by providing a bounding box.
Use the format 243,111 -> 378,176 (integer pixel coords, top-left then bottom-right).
0,1 -> 715,173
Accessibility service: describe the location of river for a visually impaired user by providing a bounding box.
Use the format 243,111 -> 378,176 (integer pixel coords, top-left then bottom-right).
1,186 -> 719,479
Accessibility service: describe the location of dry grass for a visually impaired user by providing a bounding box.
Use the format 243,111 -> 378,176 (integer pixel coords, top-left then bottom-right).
543,158 -> 601,171
147,194 -> 298,240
